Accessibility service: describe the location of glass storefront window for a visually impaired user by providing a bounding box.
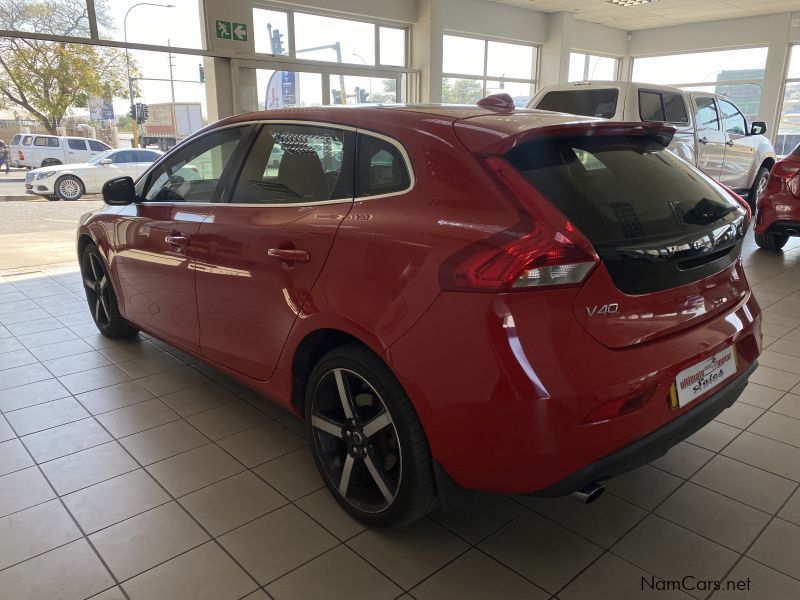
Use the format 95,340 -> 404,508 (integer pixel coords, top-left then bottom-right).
380,27 -> 406,67
294,13 -> 375,66
569,53 -> 618,82
253,8 -> 290,56
101,0 -> 203,49
777,47 -> 800,156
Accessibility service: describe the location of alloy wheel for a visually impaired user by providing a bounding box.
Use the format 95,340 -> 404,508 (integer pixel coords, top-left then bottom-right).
755,172 -> 768,202
83,252 -> 112,328
59,178 -> 82,200
310,368 -> 402,513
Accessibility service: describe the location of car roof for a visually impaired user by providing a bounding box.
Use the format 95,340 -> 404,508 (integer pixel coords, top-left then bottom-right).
536,81 -> 688,95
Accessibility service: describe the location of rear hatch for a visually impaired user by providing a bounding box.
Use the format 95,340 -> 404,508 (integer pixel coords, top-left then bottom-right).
455,117 -> 749,349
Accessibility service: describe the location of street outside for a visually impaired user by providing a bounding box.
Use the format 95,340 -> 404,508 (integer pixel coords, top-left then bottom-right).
0,199 -> 102,272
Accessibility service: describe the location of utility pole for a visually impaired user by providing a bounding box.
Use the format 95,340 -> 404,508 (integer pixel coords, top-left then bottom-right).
168,39 -> 176,102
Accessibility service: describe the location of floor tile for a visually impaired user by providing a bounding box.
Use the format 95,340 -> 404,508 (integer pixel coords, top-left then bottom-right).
87,587 -> 127,600
220,504 -> 339,584
117,352 -> 183,379
268,545 -> 402,600
96,398 -> 179,438
15,326 -> 77,347
253,446 -> 323,500
58,364 -> 131,395
90,502 -> 209,581
479,511 -> 602,593
76,381 -> 154,415
0,337 -> 23,354
770,393 -> 800,420
713,556 -> 800,600
122,541 -> 257,600
768,338 -> 800,358
0,348 -> 37,371
747,518 -> 800,580
613,515 -> 739,595
96,339 -> 162,363
650,441 -> 715,479
0,438 -> 33,476
62,469 -> 171,534
759,350 -> 800,375
0,499 -> 81,570
604,465 -> 683,510
749,366 -> 800,392
748,411 -> 800,448
0,539 -> 114,600
778,488 -> 800,526
0,378 -> 70,412
22,418 -> 112,463
296,488 -> 367,541
28,338 -> 94,361
120,419 -> 208,465
218,421 -> 306,467
429,492 -> 525,544
147,443 -> 244,497
43,350 -> 111,377
159,382 -> 237,417
4,397 -> 89,436
560,552 -> 693,600
691,454 -> 797,514
0,414 -> 13,442
655,482 -> 771,552
0,466 -> 56,517
40,441 -> 138,495
179,471 -> 286,537
0,362 -> 51,391
715,402 -> 764,429
136,365 -> 208,396
686,420 -> 741,452
186,400 -> 270,440
722,431 -> 800,482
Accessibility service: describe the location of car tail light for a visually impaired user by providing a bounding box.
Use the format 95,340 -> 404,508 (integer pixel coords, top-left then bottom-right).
18,150 -> 23,160
770,160 -> 800,198
721,186 -> 750,226
439,156 -> 598,292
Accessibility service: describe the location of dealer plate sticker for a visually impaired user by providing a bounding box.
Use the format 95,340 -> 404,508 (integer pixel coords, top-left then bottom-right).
675,346 -> 737,408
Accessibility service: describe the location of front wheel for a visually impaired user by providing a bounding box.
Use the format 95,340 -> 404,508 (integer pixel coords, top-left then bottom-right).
748,166 -> 770,212
754,231 -> 789,251
81,243 -> 138,337
55,175 -> 84,201
306,345 -> 436,527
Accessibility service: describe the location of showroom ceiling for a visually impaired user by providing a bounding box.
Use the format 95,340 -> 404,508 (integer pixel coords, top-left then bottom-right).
492,0 -> 799,30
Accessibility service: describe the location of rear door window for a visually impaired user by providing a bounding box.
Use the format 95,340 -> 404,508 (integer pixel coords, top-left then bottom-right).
67,139 -> 88,150
34,136 -> 59,147
638,90 -> 688,124
536,89 -> 619,119
88,140 -> 109,151
112,150 -> 138,163
22,136 -> 33,145
356,135 -> 411,197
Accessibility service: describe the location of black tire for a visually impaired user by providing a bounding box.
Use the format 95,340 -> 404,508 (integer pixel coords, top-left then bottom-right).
46,195 -> 59,201
55,175 -> 84,201
748,166 -> 770,212
305,344 -> 436,527
754,231 -> 789,251
81,243 -> 138,337
41,158 -> 62,168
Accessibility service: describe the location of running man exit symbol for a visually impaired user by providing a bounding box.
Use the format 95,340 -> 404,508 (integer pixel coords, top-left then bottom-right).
216,20 -> 232,40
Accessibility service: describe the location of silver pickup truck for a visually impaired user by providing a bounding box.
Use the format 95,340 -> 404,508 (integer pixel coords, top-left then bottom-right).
529,81 -> 776,209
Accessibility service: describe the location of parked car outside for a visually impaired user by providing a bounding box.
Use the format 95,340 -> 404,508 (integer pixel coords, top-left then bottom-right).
77,101 -> 762,527
529,81 -> 776,209
26,148 -> 163,200
8,133 -> 22,167
754,143 -> 800,250
15,133 -> 111,168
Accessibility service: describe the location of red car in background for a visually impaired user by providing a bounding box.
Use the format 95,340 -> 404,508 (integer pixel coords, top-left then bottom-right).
755,144 -> 800,250
77,96 -> 761,527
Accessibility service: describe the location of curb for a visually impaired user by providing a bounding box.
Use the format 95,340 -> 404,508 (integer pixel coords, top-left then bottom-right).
0,195 -> 40,202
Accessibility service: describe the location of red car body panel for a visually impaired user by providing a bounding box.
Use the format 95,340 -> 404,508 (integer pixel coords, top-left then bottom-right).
755,152 -> 800,235
77,105 -> 762,496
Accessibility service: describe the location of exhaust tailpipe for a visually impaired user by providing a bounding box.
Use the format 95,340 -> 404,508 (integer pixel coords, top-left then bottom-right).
571,482 -> 605,504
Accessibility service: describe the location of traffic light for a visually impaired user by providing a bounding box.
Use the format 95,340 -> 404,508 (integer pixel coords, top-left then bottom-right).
129,104 -> 138,120
134,103 -> 149,124
198,64 -> 205,83
332,89 -> 342,105
268,24 -> 285,55
356,87 -> 369,103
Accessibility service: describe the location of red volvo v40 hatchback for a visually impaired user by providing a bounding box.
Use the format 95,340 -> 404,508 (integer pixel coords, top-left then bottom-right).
754,143 -> 800,250
78,100 -> 761,526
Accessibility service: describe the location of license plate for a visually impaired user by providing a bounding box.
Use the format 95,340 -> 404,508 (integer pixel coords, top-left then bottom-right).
672,346 -> 737,409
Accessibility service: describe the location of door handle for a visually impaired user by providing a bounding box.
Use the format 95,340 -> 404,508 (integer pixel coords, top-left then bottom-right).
165,234 -> 189,246
698,136 -> 709,145
268,248 -> 310,263
725,139 -> 735,147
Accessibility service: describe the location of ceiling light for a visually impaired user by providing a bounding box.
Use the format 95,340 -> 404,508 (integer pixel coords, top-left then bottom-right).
608,0 -> 659,6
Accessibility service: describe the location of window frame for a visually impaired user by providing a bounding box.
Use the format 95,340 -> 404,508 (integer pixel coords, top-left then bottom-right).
355,130 -> 414,200
776,44 -> 800,155
441,32 -> 539,104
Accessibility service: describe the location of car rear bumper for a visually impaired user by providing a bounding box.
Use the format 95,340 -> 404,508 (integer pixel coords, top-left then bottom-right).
755,190 -> 800,235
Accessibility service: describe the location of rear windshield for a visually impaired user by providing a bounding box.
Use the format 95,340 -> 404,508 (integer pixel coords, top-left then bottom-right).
10,134 -> 20,145
505,135 -> 744,248
535,89 -> 619,119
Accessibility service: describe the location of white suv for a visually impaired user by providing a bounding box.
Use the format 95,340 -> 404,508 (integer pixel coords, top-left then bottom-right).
14,134 -> 111,168
529,81 -> 777,209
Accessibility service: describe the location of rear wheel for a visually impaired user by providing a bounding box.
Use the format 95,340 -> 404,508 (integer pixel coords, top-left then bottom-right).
754,231 -> 789,251
55,175 -> 84,201
306,345 -> 436,527
81,243 -> 138,337
748,166 -> 770,212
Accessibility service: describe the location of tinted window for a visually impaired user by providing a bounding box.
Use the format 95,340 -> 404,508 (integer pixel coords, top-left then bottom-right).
639,90 -> 688,124
136,150 -> 160,162
22,136 -> 33,145
88,140 -> 109,151
10,135 -> 20,145
695,97 -> 719,130
505,135 -> 742,248
357,135 -> 411,197
663,93 -> 688,123
112,150 -> 137,164
144,126 -> 247,203
718,99 -> 746,136
536,89 -> 619,119
231,124 -> 352,205
639,91 -> 663,121
34,136 -> 59,147
67,139 -> 87,150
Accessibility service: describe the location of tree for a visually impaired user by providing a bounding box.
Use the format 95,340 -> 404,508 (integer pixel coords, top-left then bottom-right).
0,1 -> 131,133
370,79 -> 397,104
442,78 -> 483,105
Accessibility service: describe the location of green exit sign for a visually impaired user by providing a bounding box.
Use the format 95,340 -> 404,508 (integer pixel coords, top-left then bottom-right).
215,20 -> 247,42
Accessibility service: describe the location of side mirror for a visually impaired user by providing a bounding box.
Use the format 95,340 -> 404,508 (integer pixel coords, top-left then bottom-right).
102,176 -> 136,205
99,158 -> 112,165
750,121 -> 767,136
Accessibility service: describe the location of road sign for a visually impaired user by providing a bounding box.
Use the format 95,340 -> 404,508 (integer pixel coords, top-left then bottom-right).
215,20 -> 232,40
232,22 -> 248,42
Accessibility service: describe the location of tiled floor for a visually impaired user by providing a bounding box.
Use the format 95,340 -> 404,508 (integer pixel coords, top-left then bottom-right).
1,231 -> 800,600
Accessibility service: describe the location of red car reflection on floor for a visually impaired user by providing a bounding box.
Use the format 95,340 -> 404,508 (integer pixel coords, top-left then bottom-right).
755,144 -> 800,250
77,95 -> 761,527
